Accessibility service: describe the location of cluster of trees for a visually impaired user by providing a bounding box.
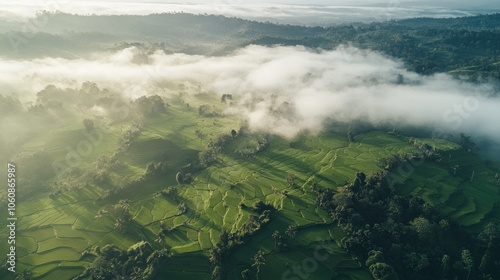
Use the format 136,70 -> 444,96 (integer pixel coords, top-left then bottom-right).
159,186 -> 179,200
271,225 -> 298,251
377,138 -> 441,172
198,133 -> 234,168
175,171 -> 193,185
208,133 -> 234,149
31,82 -> 133,123
76,241 -> 169,280
316,172 -> 500,280
132,95 -> 167,118
221,94 -> 233,103
119,122 -> 143,149
458,133 -> 478,153
144,161 -> 169,179
198,104 -> 222,117
100,166 -> 151,200
234,135 -> 269,159
177,201 -> 188,215
84,154 -> 122,185
112,200 -> 132,233
209,202 -> 276,280
56,122 -> 145,199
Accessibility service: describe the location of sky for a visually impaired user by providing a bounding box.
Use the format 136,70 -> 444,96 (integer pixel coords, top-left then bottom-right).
1,0 -> 498,24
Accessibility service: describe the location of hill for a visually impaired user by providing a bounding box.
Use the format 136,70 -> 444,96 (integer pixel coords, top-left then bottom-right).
0,83 -> 499,279
1,13 -> 499,80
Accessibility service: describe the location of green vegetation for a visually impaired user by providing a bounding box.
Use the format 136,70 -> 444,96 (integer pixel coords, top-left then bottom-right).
318,171 -> 500,279
1,13 -> 499,81
0,85 -> 498,280
1,11 -> 500,280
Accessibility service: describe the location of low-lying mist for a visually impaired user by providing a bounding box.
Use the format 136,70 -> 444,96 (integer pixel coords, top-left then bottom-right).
1,45 -> 499,157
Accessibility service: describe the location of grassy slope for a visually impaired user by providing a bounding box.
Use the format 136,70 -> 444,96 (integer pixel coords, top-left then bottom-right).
1,94 -> 499,280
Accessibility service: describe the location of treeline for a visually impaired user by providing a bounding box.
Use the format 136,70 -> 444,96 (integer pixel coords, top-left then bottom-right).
246,21 -> 500,79
76,241 -> 169,280
3,13 -> 500,80
316,172 -> 500,280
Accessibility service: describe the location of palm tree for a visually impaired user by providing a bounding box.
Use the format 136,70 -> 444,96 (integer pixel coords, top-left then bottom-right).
441,254 -> 450,278
241,269 -> 252,280
285,225 -> 298,241
252,250 -> 266,280
462,249 -> 473,280
272,231 -> 281,249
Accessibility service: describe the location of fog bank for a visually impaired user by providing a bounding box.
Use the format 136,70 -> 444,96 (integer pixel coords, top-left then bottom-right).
1,45 -> 499,155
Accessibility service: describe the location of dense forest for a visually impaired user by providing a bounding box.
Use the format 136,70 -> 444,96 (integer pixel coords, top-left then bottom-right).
317,171 -> 500,280
1,13 -> 499,80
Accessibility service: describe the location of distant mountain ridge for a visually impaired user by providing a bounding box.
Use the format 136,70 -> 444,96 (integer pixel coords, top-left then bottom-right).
0,12 -> 499,80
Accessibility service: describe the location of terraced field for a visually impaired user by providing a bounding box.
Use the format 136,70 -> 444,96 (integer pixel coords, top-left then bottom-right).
394,145 -> 500,230
1,94 -> 499,279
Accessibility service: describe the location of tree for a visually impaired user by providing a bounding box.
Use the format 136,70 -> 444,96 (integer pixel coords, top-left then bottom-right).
478,222 -> 499,246
175,172 -> 183,185
369,263 -> 399,280
285,225 -> 297,241
221,94 -> 233,103
366,250 -> 385,268
241,268 -> 252,280
410,217 -> 435,241
133,95 -> 166,117
83,119 -> 95,131
178,201 -> 187,214
211,265 -> 221,280
352,171 -> 366,190
406,252 -> 430,272
441,254 -> 450,278
113,200 -> 131,233
310,182 -> 319,192
459,133 -> 477,153
479,250 -> 492,275
462,249 -> 474,280
252,250 -> 266,280
252,201 -> 275,215
347,130 -> 355,142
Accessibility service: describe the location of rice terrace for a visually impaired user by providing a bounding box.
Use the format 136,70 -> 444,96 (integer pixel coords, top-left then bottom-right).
1,2 -> 500,280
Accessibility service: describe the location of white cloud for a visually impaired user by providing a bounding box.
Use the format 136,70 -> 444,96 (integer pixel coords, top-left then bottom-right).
1,45 -> 498,150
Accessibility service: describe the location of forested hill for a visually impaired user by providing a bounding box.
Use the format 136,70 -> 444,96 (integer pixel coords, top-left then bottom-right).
392,13 -> 500,31
1,12 -> 499,79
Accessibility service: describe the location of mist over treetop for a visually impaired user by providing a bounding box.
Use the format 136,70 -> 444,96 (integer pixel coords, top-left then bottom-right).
1,45 -> 499,157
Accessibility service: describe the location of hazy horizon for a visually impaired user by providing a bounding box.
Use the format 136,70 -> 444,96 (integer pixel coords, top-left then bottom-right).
1,0 -> 498,25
